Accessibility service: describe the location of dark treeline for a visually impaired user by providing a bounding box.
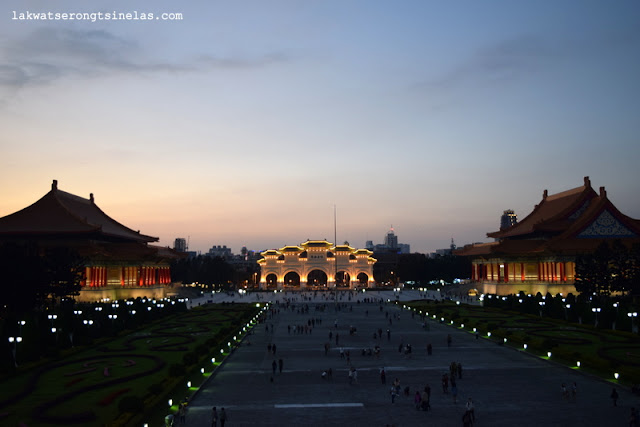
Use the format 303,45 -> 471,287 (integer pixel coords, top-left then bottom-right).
575,240 -> 640,298
397,253 -> 470,284
0,242 -> 84,317
171,255 -> 258,289
377,253 -> 471,285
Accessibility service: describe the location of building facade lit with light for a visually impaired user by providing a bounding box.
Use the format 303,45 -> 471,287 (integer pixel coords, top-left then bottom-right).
0,180 -> 181,301
457,177 -> 640,296
257,240 -> 376,289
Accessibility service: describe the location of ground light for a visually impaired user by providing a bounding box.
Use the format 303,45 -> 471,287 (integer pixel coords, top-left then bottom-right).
168,399 -> 172,407
487,332 -> 491,337
614,373 -> 619,380
523,344 -> 527,350
201,368 -> 205,374
211,357 -> 216,363
547,352 -> 552,358
577,361 -> 581,367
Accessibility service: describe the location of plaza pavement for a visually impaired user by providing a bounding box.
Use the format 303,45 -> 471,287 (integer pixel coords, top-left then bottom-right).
179,290 -> 637,426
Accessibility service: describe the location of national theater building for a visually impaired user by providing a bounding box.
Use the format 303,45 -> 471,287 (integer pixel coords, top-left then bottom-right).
456,177 -> 640,296
0,180 -> 180,301
257,240 -> 376,290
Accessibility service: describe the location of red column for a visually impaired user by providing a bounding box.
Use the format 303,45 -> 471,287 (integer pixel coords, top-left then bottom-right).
504,264 -> 509,283
537,262 -> 541,281
521,263 -> 525,282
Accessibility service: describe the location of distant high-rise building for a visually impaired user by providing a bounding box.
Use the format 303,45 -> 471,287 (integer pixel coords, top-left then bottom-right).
174,237 -> 187,252
500,209 -> 518,230
384,227 -> 398,249
367,226 -> 410,254
208,245 -> 232,258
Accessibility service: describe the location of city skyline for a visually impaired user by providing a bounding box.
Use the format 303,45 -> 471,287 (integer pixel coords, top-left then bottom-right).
1,1 -> 639,254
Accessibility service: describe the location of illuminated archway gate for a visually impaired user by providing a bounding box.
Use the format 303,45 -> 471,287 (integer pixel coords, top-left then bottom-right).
257,240 -> 377,290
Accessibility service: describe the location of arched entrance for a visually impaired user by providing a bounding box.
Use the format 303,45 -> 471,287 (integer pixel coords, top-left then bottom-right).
357,272 -> 369,285
265,273 -> 278,290
336,271 -> 350,288
307,269 -> 328,288
284,271 -> 301,289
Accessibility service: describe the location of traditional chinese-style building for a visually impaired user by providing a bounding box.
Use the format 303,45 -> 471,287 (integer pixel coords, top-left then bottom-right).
257,240 -> 376,290
0,180 -> 181,301
456,177 -> 640,296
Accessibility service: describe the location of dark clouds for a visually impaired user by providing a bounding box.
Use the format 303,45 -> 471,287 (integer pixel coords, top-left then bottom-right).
0,27 -> 290,90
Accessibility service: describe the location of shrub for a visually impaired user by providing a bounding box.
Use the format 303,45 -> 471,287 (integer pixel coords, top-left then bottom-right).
169,363 -> 185,377
118,395 -> 144,413
148,382 -> 164,395
183,351 -> 198,366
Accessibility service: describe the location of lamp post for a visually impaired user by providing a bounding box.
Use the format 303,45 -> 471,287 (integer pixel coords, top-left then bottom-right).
538,301 -> 545,317
564,304 -> 571,321
47,314 -> 57,328
17,320 -> 26,336
8,336 -> 22,367
592,307 -> 601,327
628,312 -> 638,333
108,314 -> 118,334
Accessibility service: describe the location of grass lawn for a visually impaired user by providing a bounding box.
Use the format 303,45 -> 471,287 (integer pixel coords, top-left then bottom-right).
404,300 -> 640,386
0,303 -> 261,426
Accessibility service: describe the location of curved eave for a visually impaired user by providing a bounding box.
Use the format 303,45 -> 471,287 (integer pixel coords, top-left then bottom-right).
278,245 -> 303,253
488,179 -> 596,239
300,240 -> 333,248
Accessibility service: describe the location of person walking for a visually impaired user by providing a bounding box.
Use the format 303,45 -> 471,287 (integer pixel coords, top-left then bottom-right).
211,407 -> 218,427
220,407 -> 227,427
414,391 -> 422,410
466,398 -> 475,421
278,358 -> 283,374
463,409 -> 473,427
178,402 -> 186,423
272,360 -> 277,375
611,388 -> 619,406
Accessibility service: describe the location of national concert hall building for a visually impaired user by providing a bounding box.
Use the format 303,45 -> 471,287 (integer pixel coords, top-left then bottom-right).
0,180 -> 179,301
456,177 -> 640,296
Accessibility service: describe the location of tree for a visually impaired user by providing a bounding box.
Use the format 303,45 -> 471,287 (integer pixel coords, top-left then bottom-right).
574,242 -> 613,297
0,242 -> 84,316
574,240 -> 640,298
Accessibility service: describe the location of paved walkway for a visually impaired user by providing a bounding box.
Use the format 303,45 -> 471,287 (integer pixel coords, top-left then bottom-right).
181,291 -> 637,426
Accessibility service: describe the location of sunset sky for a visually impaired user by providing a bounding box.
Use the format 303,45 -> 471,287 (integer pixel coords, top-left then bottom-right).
1,1 -> 639,254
